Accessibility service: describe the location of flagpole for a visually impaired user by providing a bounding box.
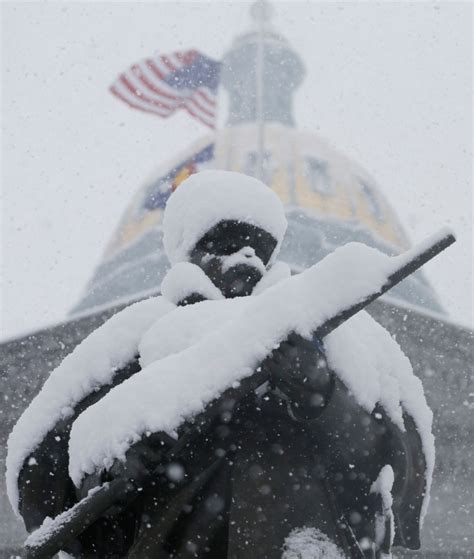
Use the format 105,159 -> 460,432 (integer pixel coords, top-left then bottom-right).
254,0 -> 266,181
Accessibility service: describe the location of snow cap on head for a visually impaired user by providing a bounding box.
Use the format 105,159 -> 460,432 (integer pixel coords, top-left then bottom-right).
162,170 -> 287,265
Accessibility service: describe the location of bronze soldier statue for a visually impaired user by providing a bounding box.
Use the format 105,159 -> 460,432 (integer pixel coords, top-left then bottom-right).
9,171 -> 438,558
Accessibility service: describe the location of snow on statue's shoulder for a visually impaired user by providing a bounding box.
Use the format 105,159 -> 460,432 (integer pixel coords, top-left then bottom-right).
160,262 -> 224,305
6,295 -> 174,516
68,240 -> 434,526
325,311 -> 434,523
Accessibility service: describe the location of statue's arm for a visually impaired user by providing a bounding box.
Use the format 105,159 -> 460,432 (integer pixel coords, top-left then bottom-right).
387,411 -> 426,550
265,332 -> 425,549
17,357 -> 142,532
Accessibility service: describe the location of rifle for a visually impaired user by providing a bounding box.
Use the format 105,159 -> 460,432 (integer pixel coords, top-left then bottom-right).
23,229 -> 455,559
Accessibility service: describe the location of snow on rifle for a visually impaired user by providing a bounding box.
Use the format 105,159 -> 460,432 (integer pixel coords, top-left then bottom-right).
67,228 -> 453,487
20,228 -> 454,558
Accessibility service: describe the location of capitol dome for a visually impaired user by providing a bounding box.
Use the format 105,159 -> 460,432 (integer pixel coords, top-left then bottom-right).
72,6 -> 442,316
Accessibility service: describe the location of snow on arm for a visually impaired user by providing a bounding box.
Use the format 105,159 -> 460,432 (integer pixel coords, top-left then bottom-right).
68,242 -> 433,497
6,296 -> 174,516
139,262 -> 288,366
139,297 -> 246,367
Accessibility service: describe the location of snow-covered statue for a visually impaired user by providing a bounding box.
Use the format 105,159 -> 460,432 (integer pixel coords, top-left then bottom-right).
7,171 -> 434,559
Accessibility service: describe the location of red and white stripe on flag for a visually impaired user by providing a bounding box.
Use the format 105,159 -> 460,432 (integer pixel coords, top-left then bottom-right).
110,51 -> 219,129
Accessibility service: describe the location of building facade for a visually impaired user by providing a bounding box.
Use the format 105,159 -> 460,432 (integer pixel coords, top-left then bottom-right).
1,4 -> 472,557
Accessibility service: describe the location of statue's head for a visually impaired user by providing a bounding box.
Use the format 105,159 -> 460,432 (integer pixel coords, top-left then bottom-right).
163,170 -> 287,298
189,219 -> 278,297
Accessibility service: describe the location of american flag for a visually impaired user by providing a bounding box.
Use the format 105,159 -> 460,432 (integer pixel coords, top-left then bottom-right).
110,50 -> 221,129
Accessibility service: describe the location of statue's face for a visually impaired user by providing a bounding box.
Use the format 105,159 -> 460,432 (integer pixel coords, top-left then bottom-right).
189,220 -> 277,298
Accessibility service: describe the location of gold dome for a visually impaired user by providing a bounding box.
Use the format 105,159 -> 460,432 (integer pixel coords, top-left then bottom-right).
106,122 -> 408,261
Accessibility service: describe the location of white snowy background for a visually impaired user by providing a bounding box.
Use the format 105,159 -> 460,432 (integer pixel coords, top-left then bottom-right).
1,1 -> 472,340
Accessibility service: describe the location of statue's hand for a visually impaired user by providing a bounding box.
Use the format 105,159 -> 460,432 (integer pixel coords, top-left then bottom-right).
77,435 -> 167,515
264,332 -> 334,419
110,437 -> 166,483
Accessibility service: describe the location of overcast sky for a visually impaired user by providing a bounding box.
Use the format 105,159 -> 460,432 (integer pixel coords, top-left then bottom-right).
1,1 -> 472,341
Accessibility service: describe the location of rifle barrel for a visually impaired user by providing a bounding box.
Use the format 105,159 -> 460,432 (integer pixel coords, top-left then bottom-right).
316,231 -> 456,339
